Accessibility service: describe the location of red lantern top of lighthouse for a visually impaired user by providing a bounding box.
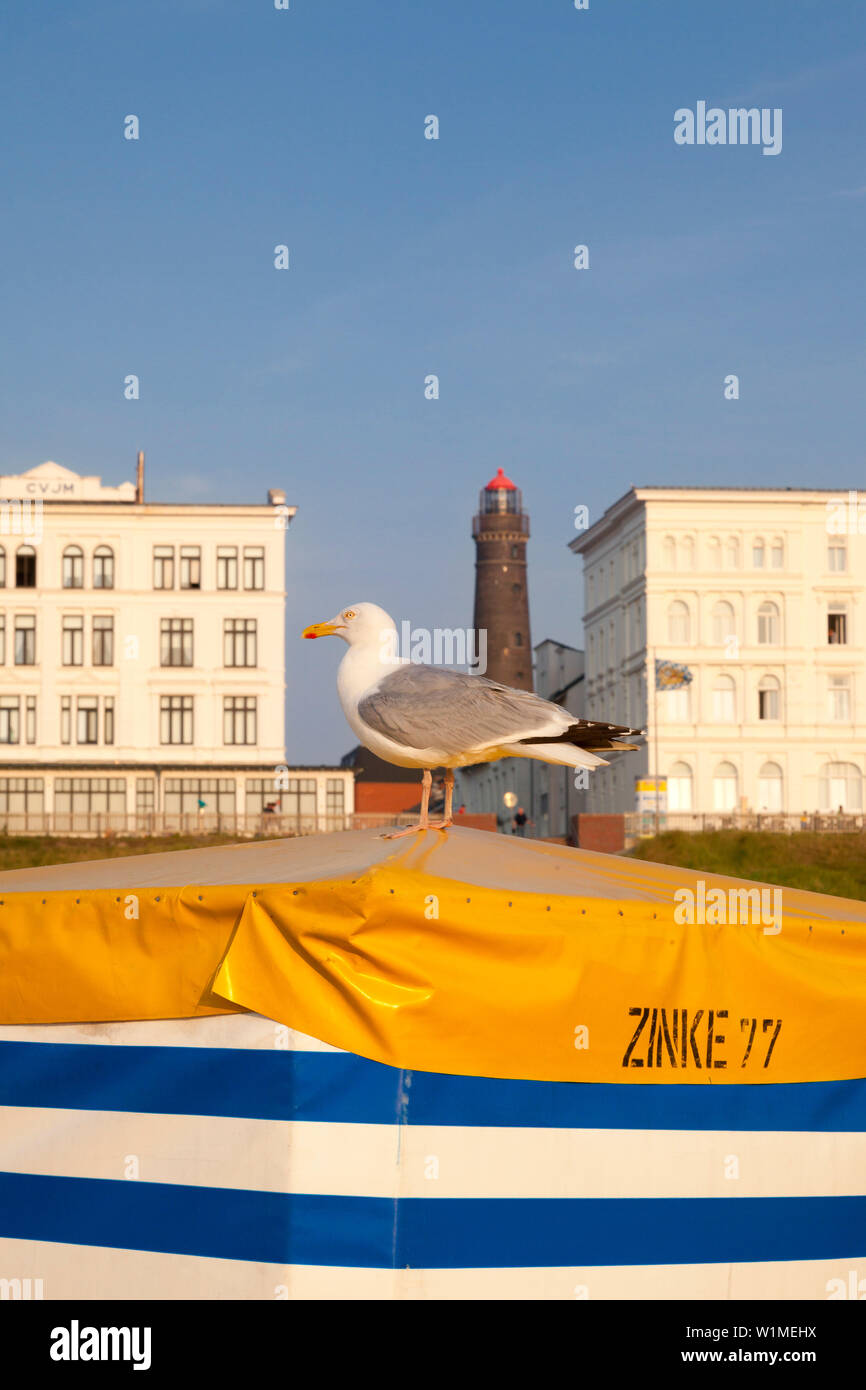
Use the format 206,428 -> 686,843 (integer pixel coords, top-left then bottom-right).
484,467 -> 517,492
479,467 -> 522,516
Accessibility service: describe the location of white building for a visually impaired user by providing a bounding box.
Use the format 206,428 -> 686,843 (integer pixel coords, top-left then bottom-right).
572,486 -> 866,817
0,460 -> 354,831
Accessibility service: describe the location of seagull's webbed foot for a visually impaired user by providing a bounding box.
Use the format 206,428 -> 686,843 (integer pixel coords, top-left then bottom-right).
426,818 -> 453,832
381,823 -> 431,840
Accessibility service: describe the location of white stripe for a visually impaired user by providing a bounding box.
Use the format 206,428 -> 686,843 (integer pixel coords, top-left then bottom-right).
280,1258 -> 866,1302
0,1015 -> 339,1051
0,1107 -> 290,1192
0,1238 -> 288,1300
2,1114 -> 864,1200
277,1122 -> 866,1199
0,1239 -> 862,1301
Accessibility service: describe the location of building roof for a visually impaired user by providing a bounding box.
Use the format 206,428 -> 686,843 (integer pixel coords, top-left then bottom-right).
570,484 -> 859,554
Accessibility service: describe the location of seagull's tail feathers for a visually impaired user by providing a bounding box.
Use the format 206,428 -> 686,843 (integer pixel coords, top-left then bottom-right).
519,719 -> 645,755
511,742 -> 609,770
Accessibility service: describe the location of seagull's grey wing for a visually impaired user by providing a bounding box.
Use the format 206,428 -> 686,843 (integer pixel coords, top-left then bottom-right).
357,665 -> 568,754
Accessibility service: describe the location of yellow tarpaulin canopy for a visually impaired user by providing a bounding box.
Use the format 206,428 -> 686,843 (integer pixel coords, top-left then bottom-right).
1,827 -> 864,1084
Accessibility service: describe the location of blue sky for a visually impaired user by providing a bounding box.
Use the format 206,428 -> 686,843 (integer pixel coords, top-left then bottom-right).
1,1 -> 864,761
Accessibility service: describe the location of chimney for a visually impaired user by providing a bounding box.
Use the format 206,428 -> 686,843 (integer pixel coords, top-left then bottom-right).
136,451 -> 144,503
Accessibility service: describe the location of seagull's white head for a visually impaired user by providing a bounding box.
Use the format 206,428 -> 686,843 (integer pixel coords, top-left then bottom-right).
302,602 -> 396,648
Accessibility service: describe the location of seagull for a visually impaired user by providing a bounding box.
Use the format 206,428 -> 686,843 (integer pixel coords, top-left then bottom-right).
303,602 -> 643,838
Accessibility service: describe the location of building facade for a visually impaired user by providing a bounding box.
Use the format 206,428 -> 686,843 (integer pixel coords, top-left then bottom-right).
572,486 -> 866,816
0,460 -> 354,830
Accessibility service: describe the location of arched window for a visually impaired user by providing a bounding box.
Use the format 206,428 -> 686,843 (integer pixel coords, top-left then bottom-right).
712,673 -> 736,722
666,684 -> 691,722
707,536 -> 721,568
819,762 -> 863,813
667,600 -> 690,644
752,539 -> 765,568
62,546 -> 84,589
16,545 -> 36,588
725,537 -> 740,569
758,762 -> 783,813
712,601 -> 735,646
93,546 -> 114,589
713,761 -> 738,812
681,536 -> 695,569
757,601 -> 780,645
770,537 -> 784,569
758,674 -> 781,721
667,761 -> 693,812
663,536 -> 677,569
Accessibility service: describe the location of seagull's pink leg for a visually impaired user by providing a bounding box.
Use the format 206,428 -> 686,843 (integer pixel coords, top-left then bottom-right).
381,769 -> 433,839
428,769 -> 454,831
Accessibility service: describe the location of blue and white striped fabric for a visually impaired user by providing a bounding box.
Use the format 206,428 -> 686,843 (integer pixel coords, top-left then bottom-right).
1,1013 -> 865,1300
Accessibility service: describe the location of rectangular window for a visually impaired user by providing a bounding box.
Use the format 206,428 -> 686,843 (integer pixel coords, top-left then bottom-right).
93,616 -> 114,666
0,697 -> 20,744
828,607 -> 848,644
14,615 -> 35,665
62,615 -> 84,666
245,778 -> 282,816
0,615 -> 4,665
25,695 -> 36,744
54,778 -> 126,815
180,546 -> 201,590
284,778 -> 317,818
829,675 -> 852,721
217,546 -> 238,590
163,778 -> 235,816
153,546 -> 175,590
243,547 -> 264,590
0,550 -> 5,587
104,696 -> 114,746
160,618 -> 193,667
76,697 -> 99,745
160,695 -> 194,745
60,696 -> 71,745
136,778 -> 156,816
0,777 -> 44,815
223,695 -> 257,745
326,778 -> 345,816
223,618 -> 257,667
828,540 -> 847,572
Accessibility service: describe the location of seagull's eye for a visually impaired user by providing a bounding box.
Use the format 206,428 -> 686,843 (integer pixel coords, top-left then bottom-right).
343,610 -> 356,620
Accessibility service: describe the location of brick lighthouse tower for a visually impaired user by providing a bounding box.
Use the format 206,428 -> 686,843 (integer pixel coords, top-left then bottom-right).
472,467 -> 532,690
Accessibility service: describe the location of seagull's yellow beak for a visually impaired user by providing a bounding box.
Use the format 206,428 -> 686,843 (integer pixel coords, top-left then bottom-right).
302,619 -> 343,639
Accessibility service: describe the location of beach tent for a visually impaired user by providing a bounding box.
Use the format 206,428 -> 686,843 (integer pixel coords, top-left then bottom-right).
0,827 -> 864,1300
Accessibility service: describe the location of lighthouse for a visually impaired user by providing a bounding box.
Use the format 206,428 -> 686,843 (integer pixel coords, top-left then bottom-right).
471,467 -> 533,690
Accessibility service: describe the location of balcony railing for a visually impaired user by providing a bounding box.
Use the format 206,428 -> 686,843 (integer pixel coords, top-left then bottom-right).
624,810 -> 866,848
0,812 -> 420,839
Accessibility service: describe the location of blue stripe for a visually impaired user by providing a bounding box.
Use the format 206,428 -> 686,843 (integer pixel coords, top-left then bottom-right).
2,1041 -> 866,1131
0,1173 -> 864,1267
